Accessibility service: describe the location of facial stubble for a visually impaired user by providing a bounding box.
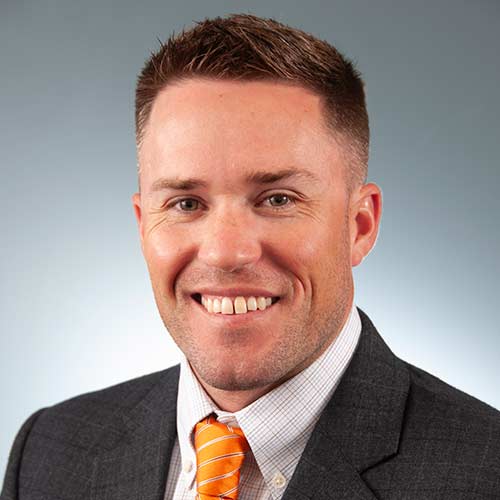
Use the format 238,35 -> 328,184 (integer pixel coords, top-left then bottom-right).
154,224 -> 353,393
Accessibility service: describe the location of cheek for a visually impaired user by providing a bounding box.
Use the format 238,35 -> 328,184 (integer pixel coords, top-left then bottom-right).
145,230 -> 177,262
143,226 -> 193,296
263,222 -> 332,304
277,221 -> 335,268
276,215 -> 350,288
295,233 -> 322,261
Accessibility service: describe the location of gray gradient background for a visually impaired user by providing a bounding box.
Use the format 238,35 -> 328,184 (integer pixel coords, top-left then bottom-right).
1,0 -> 499,474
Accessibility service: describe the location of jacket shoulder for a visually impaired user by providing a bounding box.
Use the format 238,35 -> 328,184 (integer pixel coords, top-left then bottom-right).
365,361 -> 500,498
23,364 -> 179,453
50,364 -> 178,411
406,361 -> 499,420
1,365 -> 180,499
404,361 -> 500,464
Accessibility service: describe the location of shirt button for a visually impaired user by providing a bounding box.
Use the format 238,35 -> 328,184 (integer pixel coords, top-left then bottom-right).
183,460 -> 193,473
272,471 -> 286,488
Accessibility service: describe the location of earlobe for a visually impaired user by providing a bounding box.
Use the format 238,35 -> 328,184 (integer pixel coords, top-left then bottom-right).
350,183 -> 382,267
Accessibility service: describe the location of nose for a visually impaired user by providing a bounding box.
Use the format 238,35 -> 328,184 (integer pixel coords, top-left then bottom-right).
197,206 -> 262,272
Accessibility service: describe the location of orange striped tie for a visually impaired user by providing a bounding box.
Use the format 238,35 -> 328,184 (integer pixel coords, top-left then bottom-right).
194,414 -> 249,500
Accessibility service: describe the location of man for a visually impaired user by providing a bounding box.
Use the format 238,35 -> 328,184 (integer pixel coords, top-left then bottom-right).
2,13 -> 499,500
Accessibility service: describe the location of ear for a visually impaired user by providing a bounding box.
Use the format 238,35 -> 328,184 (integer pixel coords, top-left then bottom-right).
349,182 -> 382,267
132,192 -> 145,251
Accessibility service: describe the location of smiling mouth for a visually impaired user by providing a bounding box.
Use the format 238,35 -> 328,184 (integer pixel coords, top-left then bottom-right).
191,293 -> 280,315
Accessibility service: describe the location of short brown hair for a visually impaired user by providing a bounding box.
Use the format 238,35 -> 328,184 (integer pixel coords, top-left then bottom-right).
135,14 -> 369,189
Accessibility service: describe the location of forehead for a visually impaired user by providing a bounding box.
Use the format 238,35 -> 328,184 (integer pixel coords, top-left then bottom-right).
139,79 -> 343,190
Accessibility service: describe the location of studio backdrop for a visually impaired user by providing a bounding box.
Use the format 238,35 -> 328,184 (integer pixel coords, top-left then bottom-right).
1,0 -> 499,474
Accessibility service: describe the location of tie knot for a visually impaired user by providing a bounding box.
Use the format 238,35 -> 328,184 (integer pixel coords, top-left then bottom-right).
194,415 -> 249,499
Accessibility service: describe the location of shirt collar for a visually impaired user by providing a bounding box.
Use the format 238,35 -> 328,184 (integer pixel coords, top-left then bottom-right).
176,302 -> 361,490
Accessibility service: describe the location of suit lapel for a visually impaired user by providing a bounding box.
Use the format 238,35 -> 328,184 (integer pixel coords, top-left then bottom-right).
283,308 -> 410,499
91,365 -> 180,500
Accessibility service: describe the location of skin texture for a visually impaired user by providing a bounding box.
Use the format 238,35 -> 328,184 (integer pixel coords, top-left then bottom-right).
133,79 -> 382,412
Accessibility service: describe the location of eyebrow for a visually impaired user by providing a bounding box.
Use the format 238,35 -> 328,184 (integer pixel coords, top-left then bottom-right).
149,168 -> 320,192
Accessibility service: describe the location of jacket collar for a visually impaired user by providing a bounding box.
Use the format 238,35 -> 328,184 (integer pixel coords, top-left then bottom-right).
282,308 -> 410,499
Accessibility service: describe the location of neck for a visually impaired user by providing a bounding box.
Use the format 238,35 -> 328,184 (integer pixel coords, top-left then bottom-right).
197,381 -> 277,413
192,333 -> 341,412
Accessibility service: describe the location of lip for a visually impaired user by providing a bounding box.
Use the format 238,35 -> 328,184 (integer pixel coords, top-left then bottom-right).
190,294 -> 281,325
191,287 -> 281,298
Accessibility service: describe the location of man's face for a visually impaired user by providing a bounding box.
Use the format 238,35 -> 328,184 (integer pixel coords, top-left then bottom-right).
134,79 -> 358,393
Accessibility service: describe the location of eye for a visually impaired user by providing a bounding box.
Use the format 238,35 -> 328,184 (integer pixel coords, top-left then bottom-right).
263,193 -> 295,209
173,198 -> 200,211
167,193 -> 296,213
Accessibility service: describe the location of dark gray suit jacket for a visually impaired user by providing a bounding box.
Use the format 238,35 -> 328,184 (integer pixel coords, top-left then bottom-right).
2,309 -> 500,499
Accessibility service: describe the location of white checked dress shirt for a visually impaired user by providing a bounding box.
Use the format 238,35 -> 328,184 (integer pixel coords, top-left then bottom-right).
163,303 -> 361,500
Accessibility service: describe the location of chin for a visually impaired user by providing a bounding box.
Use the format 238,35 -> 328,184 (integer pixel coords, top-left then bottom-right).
192,358 -> 283,392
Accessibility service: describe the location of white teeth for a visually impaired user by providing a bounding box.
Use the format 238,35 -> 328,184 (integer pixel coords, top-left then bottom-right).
199,294 -> 276,315
234,296 -> 247,314
213,298 -> 221,313
247,296 -> 257,311
221,297 -> 234,314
